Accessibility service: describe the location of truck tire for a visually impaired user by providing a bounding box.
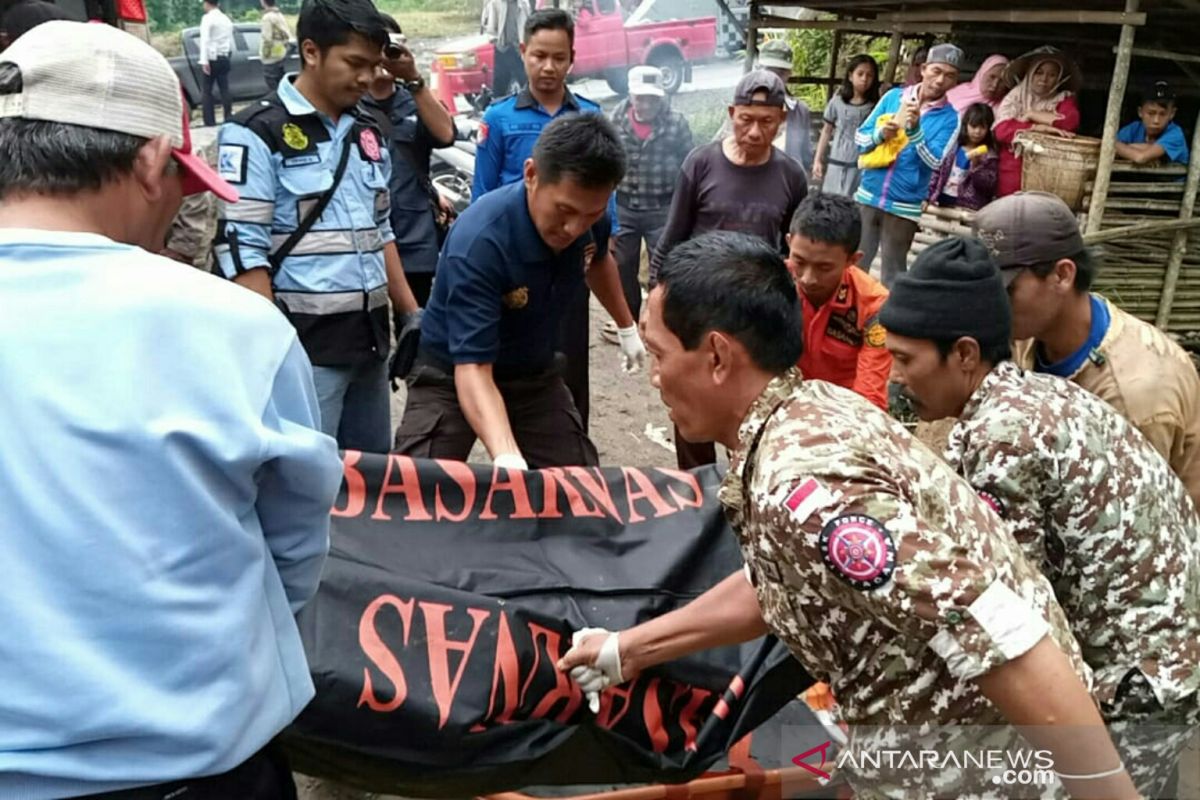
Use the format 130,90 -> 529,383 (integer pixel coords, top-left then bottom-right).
649,49 -> 686,94
604,67 -> 629,96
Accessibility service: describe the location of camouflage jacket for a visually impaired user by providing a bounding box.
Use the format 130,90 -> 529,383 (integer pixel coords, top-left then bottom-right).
719,369 -> 1087,798
945,360 -> 1200,711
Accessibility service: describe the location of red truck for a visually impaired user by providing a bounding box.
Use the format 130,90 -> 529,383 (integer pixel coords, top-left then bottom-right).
430,0 -> 717,110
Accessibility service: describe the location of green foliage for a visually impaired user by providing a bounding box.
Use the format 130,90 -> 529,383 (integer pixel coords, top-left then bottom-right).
769,24 -> 889,110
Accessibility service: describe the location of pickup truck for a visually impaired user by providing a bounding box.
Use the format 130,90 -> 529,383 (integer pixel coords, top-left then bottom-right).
430,0 -> 717,110
2,0 -> 150,40
169,22 -> 300,111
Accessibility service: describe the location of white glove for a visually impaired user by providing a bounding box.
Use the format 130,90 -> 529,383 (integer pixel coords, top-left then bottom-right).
493,453 -> 528,471
567,627 -> 624,714
617,325 -> 646,374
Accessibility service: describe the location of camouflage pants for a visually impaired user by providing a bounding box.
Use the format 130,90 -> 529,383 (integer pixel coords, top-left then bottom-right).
1102,671 -> 1200,799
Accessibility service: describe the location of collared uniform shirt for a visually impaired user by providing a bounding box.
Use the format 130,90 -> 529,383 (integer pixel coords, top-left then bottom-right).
798,265 -> 890,410
0,230 -> 341,800
472,87 -> 601,200
1013,295 -> 1200,506
420,181 -> 606,376
199,7 -> 233,66
215,77 -> 396,366
719,370 -> 1086,798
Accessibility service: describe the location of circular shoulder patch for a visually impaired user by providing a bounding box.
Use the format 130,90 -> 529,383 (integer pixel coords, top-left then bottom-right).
865,319 -> 886,348
977,488 -> 1006,518
818,514 -> 896,590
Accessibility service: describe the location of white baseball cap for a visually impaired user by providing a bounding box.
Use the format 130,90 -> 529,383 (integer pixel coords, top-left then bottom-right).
628,65 -> 666,97
0,21 -> 237,202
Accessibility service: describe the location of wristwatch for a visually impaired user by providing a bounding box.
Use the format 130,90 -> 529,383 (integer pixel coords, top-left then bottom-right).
399,76 -> 426,93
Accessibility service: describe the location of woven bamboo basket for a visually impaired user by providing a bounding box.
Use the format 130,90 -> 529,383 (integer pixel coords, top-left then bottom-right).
1014,132 -> 1101,211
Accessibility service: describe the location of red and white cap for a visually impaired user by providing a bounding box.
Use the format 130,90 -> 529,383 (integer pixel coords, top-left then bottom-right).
0,20 -> 238,202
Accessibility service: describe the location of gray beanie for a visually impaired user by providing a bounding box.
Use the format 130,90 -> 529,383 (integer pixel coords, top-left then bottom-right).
879,237 -> 1011,348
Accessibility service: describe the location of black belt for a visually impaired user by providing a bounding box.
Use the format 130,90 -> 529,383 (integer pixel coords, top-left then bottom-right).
826,157 -> 858,168
414,346 -> 555,382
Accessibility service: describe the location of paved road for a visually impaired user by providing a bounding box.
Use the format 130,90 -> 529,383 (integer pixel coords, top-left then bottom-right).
571,56 -> 744,105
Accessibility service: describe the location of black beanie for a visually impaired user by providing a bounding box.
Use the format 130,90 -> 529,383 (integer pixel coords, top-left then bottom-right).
878,236 -> 1011,348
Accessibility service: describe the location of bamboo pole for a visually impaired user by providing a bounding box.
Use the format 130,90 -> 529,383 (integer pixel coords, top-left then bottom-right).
880,9 -> 1146,25
881,31 -> 903,88
827,27 -> 843,103
1085,0 -> 1140,236
1083,217 -> 1200,245
743,17 -> 758,74
1155,111 -> 1200,327
750,14 -> 951,34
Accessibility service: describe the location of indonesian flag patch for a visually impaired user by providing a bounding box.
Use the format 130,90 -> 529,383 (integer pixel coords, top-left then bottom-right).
781,478 -> 834,525
478,121 -> 489,143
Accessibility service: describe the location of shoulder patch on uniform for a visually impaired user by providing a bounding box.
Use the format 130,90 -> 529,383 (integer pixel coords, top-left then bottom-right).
217,144 -> 247,184
478,121 -> 489,143
819,514 -> 896,590
865,316 -> 886,348
358,127 -> 382,162
502,286 -> 529,309
281,122 -> 309,151
781,477 -> 834,525
977,487 -> 1006,518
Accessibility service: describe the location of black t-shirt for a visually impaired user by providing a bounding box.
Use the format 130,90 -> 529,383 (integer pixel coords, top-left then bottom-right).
650,141 -> 808,282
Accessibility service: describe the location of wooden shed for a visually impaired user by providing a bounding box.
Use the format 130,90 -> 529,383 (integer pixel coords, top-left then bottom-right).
739,0 -> 1200,342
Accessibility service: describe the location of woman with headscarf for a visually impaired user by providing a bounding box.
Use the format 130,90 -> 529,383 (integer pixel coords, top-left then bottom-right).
946,54 -> 1009,112
993,46 -> 1082,197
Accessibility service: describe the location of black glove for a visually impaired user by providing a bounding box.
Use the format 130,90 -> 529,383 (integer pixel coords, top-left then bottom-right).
389,308 -> 423,388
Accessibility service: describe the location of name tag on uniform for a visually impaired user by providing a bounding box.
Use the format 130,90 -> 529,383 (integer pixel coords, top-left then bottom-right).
282,154 -> 322,168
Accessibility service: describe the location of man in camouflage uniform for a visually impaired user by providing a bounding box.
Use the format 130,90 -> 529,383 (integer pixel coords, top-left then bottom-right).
881,236 -> 1200,798
559,231 -> 1142,800
162,140 -> 218,270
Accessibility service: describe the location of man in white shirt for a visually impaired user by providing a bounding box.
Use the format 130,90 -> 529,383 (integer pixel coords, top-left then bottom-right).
199,0 -> 234,125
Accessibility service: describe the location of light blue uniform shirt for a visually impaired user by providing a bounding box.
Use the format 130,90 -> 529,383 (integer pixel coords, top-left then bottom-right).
215,77 -> 396,365
0,230 -> 342,799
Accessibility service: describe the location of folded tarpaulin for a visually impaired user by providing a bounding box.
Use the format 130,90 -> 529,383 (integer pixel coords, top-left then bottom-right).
283,453 -> 817,796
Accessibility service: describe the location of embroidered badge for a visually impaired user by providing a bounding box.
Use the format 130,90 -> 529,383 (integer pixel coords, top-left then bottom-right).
281,123 -> 309,151
819,514 -> 896,590
865,318 -> 886,348
835,283 -> 849,303
478,121 -> 489,143
977,487 -> 1006,518
502,286 -> 529,309
217,144 -> 247,184
781,478 -> 833,525
359,128 -> 382,162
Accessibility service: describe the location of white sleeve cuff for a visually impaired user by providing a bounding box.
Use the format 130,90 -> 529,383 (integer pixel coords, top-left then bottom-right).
929,580 -> 1050,681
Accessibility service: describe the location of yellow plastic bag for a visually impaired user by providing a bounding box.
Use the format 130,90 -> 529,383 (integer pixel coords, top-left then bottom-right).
858,113 -> 909,169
